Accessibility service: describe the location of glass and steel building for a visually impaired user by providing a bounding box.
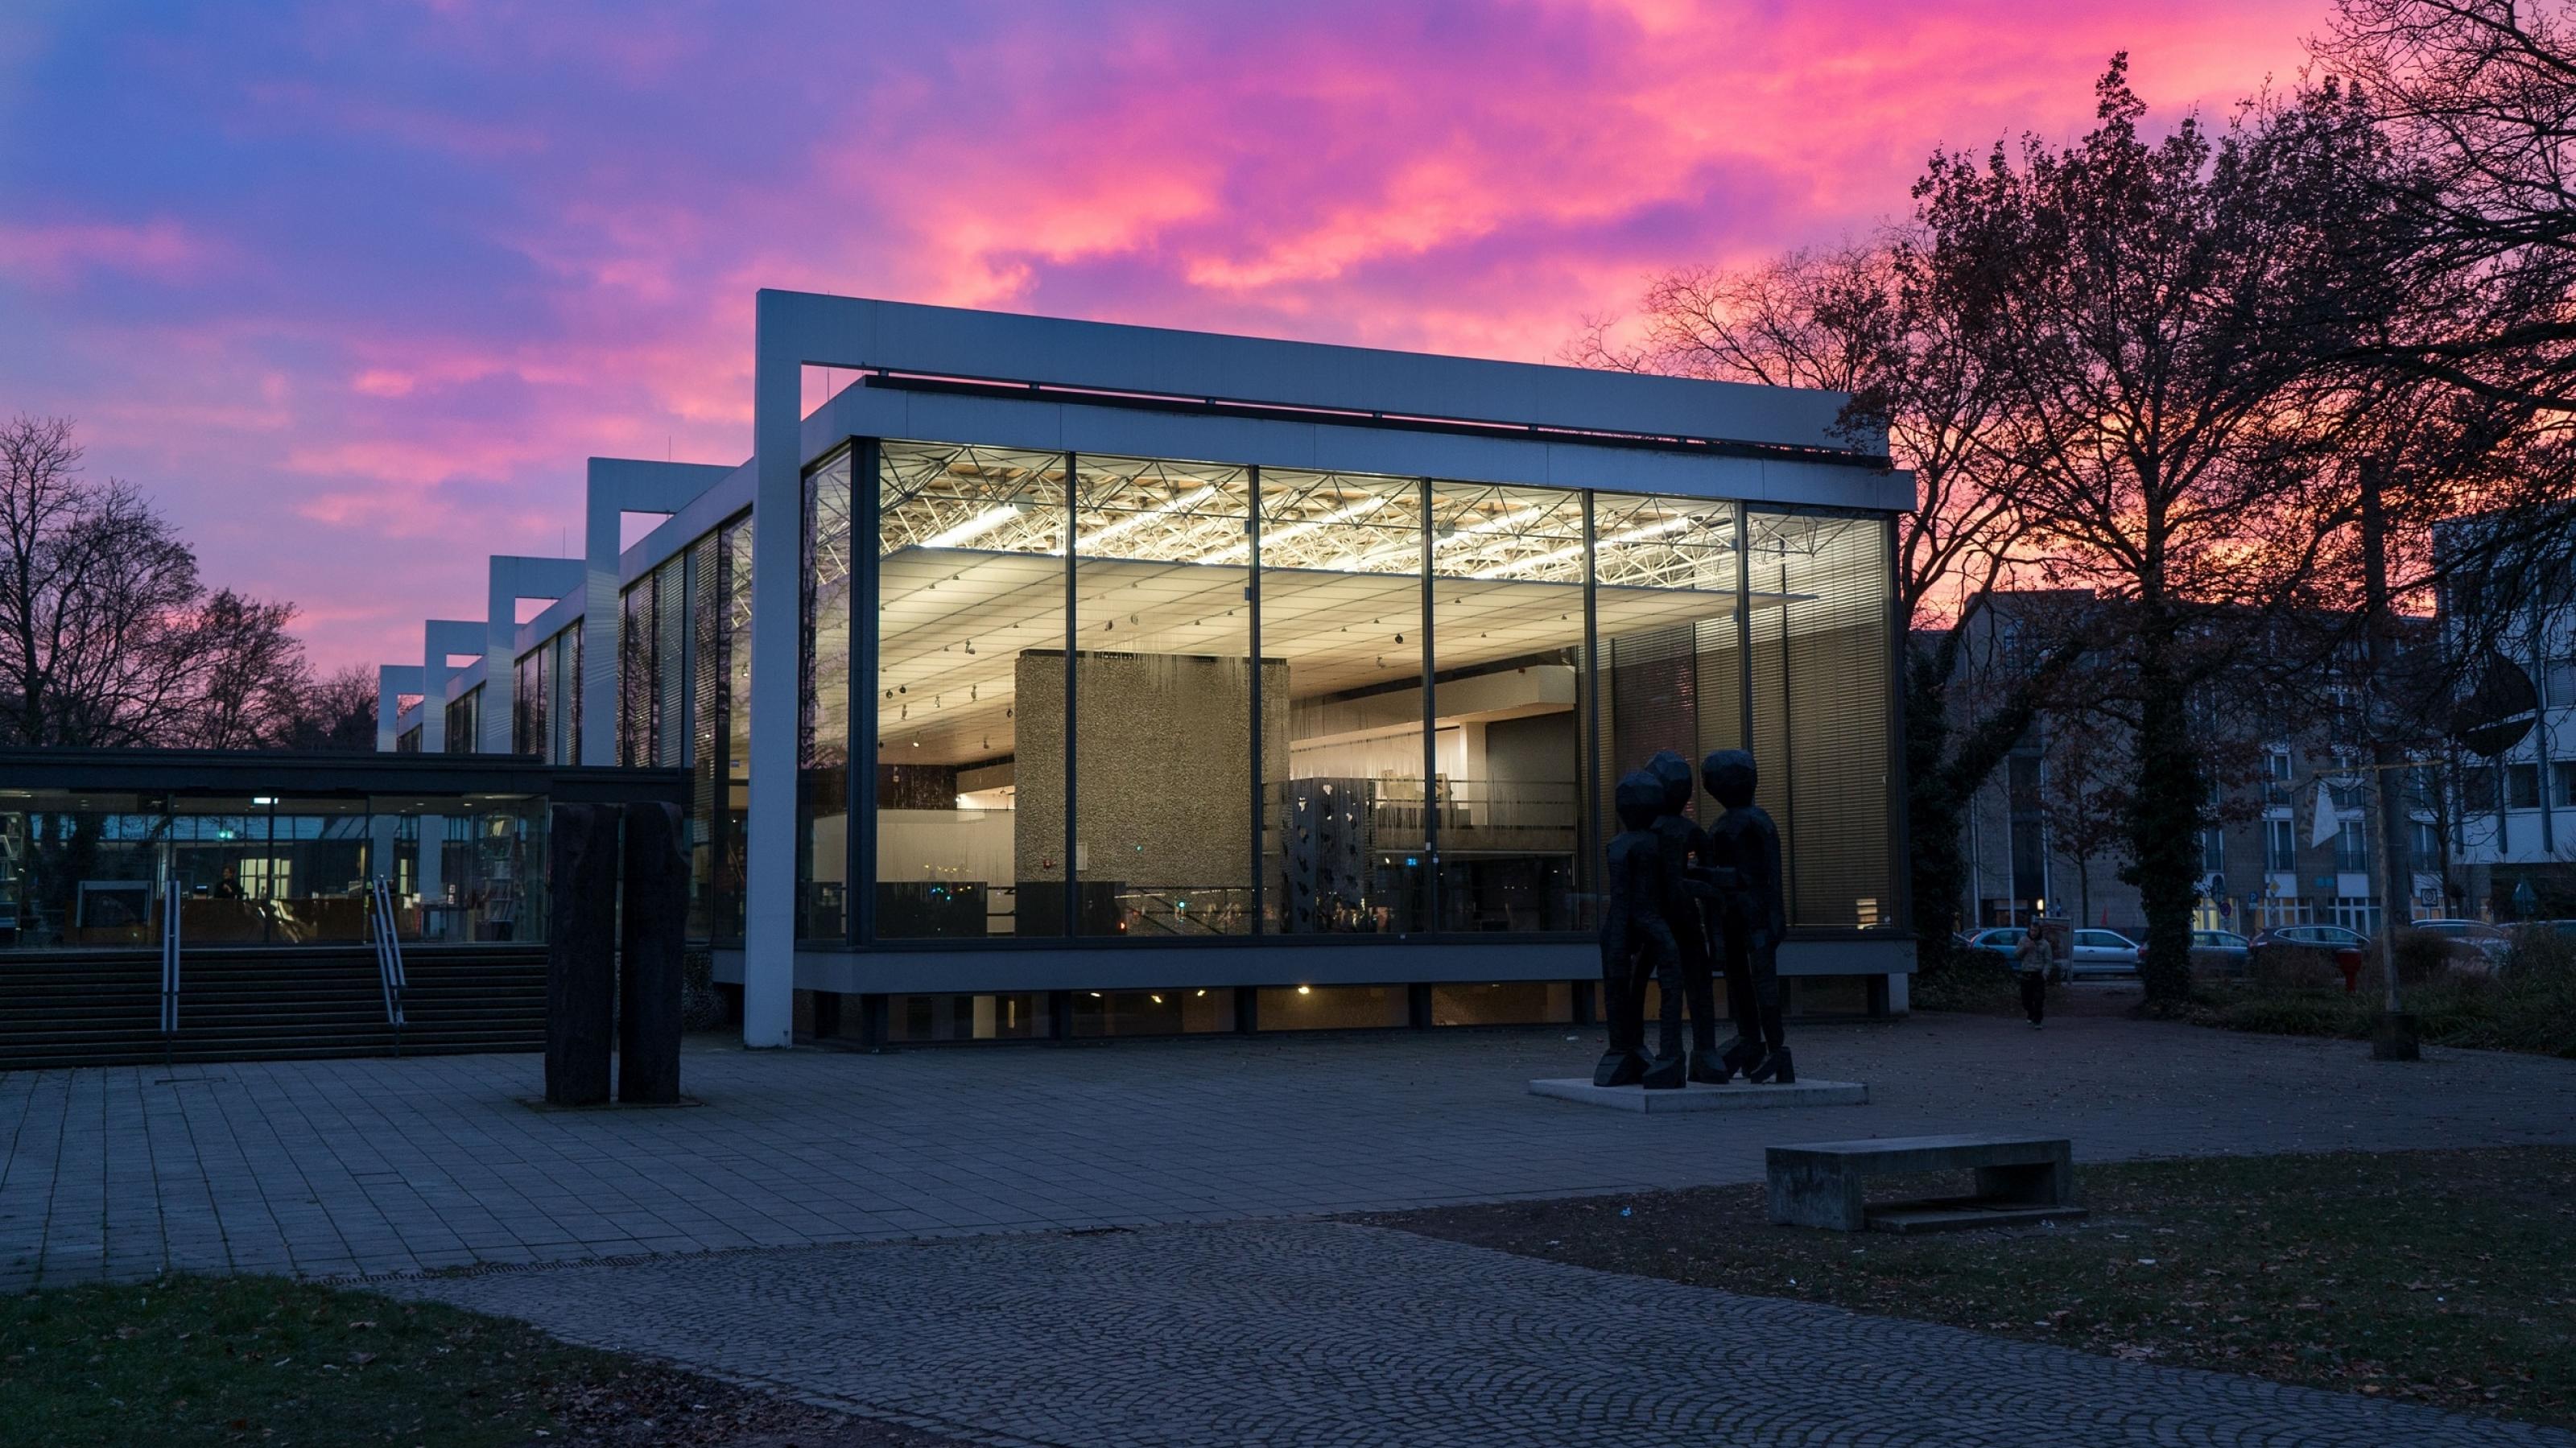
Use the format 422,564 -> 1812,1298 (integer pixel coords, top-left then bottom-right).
386,293 -> 1916,1047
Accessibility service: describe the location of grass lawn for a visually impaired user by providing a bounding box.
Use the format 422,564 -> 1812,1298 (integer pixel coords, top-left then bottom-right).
2,1273 -> 952,1447
1364,1146 -> 2576,1430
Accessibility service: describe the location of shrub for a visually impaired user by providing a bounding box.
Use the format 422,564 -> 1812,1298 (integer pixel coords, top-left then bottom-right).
2250,944 -> 2343,992
2389,929 -> 2462,988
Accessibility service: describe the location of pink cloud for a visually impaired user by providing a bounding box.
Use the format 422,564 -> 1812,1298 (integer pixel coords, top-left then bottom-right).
5,2 -> 2334,672
0,217 -> 217,286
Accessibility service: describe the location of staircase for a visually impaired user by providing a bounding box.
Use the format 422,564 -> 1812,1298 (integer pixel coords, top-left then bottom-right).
0,947 -> 548,1071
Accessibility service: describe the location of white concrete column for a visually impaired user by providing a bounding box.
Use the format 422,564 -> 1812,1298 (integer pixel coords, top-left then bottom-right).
375,665 -> 423,753
483,556 -> 584,754
580,459 -> 730,768
741,291 -> 811,1048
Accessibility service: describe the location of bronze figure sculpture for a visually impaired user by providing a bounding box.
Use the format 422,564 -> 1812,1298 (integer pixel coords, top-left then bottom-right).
1593,769 -> 1681,1087
1703,748 -> 1792,1083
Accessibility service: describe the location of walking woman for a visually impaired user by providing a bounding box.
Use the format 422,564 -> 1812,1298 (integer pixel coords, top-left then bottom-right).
2013,926 -> 2054,1028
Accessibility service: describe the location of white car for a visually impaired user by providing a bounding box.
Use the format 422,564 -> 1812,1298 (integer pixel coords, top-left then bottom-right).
2067,929 -> 2141,978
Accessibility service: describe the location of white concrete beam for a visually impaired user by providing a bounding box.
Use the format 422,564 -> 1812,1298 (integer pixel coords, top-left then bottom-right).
375,665 -> 424,753
482,555 -> 584,753
581,458 -> 731,767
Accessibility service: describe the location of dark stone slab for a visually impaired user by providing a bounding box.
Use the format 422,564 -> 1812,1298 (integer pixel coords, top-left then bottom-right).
1766,1134 -> 2076,1231
544,802 -> 618,1106
619,801 -> 687,1104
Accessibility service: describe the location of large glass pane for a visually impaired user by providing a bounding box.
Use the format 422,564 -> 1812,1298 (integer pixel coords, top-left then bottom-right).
717,518 -> 753,942
1746,509 -> 1895,928
873,442 -> 1068,939
1593,493 -> 1740,844
655,554 -> 687,769
1068,453 -> 1257,936
9,791 -> 167,948
687,533 -> 721,939
1261,468 -> 1428,934
258,798 -> 374,944
1426,481 -> 1589,932
619,580 -> 652,766
799,448 -> 854,940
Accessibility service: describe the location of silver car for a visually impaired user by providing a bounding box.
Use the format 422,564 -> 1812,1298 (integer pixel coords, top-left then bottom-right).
2067,928 -> 2141,978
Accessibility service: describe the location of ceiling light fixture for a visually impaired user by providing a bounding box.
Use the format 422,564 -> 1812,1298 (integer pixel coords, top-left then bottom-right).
923,503 -> 1026,550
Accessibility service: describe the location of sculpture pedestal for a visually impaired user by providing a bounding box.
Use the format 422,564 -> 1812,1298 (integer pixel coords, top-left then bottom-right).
1528,1078 -> 1867,1112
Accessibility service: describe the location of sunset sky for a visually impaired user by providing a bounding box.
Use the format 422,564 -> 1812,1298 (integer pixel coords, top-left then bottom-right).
1,1 -> 2327,670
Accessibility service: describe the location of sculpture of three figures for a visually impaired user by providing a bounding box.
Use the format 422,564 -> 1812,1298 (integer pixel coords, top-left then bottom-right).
1596,749 -> 1792,1089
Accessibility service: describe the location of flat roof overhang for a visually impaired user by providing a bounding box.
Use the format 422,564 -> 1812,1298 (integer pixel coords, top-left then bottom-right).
0,749 -> 689,808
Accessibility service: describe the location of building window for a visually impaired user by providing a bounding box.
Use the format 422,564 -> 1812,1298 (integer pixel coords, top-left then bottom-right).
2265,819 -> 2295,872
801,447 -> 856,941
2200,828 -> 2224,877
2334,821 -> 2371,874
873,442 -> 1067,940
2462,764 -> 2498,813
2557,761 -> 2576,809
2330,895 -> 2380,936
443,687 -> 477,755
2412,819 -> 2438,862
2506,761 -> 2541,811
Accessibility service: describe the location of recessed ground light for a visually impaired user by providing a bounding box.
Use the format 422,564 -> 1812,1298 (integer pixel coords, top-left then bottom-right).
1296,984 -> 1311,995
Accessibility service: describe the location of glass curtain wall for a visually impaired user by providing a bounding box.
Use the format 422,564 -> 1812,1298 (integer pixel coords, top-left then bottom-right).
1744,509 -> 1896,928
1426,481 -> 1591,932
801,448 -> 855,940
443,688 -> 478,755
1592,493 -> 1743,846
1261,468 -> 1430,934
820,437 -> 1895,949
718,519 -> 752,941
871,442 -> 1068,940
0,792 -> 547,949
1069,453 -> 1257,939
514,647 -> 549,757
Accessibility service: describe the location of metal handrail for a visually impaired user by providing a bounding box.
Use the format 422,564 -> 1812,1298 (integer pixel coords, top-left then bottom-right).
369,877 -> 407,1050
159,889 -> 181,1066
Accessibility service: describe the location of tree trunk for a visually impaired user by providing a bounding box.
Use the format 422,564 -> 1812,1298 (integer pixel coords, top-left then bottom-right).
1905,654 -> 1967,972
2125,621 -> 2204,1007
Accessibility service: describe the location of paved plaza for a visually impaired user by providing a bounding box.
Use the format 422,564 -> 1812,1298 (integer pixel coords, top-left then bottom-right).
394,1220 -> 2574,1447
8,1007 -> 2573,1289
7,1009 -> 2575,1444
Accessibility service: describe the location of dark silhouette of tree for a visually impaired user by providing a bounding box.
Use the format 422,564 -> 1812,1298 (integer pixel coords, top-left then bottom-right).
1913,60 -> 2397,1006
0,415 -> 318,749
282,664 -> 379,752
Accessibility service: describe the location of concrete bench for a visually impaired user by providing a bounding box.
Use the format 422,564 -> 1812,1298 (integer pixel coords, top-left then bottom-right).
1765,1133 -> 2080,1233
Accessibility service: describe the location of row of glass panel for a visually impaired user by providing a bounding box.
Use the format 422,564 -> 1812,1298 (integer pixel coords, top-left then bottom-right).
789,439 -> 1899,943
0,791 -> 547,949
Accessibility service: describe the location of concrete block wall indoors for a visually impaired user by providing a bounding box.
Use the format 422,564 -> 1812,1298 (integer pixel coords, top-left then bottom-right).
382,291 -> 1918,1050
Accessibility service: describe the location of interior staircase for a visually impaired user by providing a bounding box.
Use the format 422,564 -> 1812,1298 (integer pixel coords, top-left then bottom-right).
0,946 -> 547,1071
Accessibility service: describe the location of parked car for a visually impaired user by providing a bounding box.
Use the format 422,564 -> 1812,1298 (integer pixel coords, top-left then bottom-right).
2189,929 -> 2249,976
2247,922 -> 2369,979
2066,929 -> 2140,978
2406,918 -> 2512,972
1963,926 -> 2027,963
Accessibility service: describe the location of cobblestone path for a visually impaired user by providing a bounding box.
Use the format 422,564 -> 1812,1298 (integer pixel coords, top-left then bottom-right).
392,1221 -> 2573,1448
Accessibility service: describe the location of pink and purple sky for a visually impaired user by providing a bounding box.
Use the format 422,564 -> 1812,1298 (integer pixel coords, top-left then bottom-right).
0,0 -> 2329,670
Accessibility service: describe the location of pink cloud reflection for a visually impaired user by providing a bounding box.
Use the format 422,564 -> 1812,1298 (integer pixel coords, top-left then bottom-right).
0,1 -> 2326,670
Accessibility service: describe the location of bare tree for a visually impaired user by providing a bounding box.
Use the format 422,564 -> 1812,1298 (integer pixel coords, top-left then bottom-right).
175,589 -> 312,749
1913,60 -> 2402,1005
282,664 -> 379,752
0,415 -> 328,751
0,415 -> 204,747
2318,0 -> 2576,411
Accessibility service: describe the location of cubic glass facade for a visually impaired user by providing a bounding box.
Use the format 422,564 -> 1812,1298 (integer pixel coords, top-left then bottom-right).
791,438 -> 1898,949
